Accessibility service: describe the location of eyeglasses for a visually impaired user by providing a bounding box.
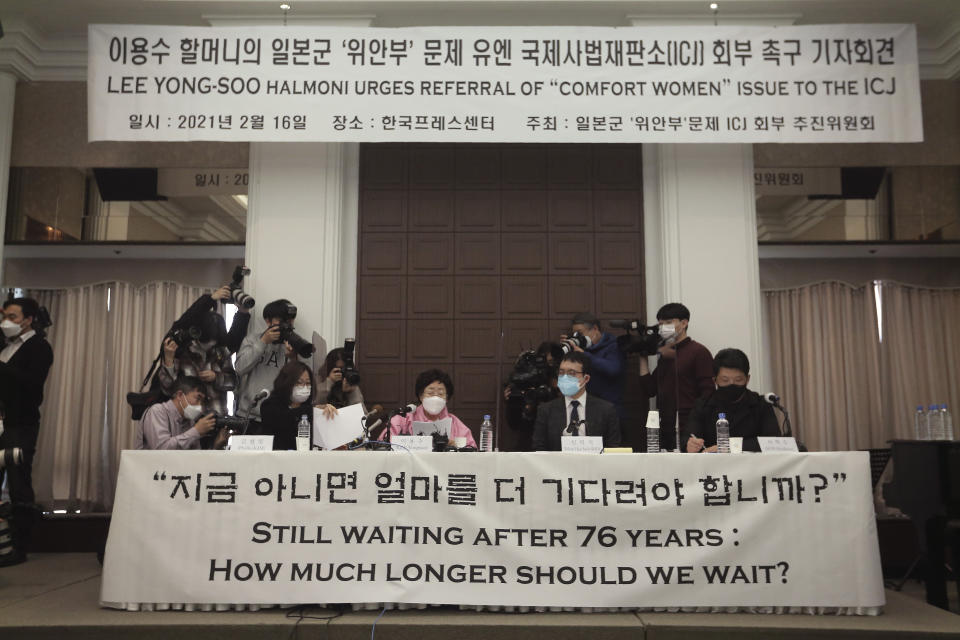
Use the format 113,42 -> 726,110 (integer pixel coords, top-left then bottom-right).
557,369 -> 584,378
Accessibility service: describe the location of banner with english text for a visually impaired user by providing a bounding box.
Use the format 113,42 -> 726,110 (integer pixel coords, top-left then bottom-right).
100,450 -> 884,613
87,24 -> 922,143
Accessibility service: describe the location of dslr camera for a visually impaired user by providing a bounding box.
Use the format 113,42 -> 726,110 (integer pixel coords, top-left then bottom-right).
168,325 -> 200,347
609,319 -> 662,357
340,338 -> 361,386
560,331 -> 591,354
214,414 -> 249,432
228,266 -> 255,310
274,304 -> 314,358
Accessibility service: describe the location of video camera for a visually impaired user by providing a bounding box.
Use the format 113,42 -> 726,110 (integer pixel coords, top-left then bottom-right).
505,350 -> 557,429
274,303 -> 314,358
609,319 -> 662,357
228,266 -> 255,310
340,338 -> 361,386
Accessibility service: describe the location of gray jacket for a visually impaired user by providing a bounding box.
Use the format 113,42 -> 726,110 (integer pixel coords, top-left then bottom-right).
234,333 -> 290,420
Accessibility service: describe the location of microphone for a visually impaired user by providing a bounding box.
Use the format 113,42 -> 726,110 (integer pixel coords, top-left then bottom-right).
392,403 -> 418,417
763,392 -> 780,406
252,389 -> 270,405
362,404 -> 385,431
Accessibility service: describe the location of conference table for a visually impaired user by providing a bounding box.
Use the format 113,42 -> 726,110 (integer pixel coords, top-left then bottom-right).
100,450 -> 885,615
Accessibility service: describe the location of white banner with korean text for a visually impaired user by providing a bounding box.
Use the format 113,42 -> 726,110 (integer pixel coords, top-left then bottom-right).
100,451 -> 885,613
87,24 -> 922,143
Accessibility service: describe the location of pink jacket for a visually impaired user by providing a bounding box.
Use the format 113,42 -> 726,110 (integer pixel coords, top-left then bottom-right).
380,405 -> 477,448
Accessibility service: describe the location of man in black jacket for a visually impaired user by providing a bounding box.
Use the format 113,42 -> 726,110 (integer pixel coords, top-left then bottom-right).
0,297 -> 54,566
682,348 -> 780,453
532,352 -> 620,451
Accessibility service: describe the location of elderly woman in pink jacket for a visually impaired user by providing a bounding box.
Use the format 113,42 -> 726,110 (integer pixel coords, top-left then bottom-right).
380,368 -> 477,448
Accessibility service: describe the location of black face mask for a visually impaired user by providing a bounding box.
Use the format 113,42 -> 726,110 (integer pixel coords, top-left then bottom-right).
714,384 -> 746,404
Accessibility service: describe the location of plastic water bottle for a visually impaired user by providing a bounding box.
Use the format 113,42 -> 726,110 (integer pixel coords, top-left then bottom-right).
647,425 -> 660,453
941,404 -> 954,441
479,415 -> 494,452
716,413 -> 730,453
296,414 -> 311,451
914,405 -> 928,440
927,404 -> 943,440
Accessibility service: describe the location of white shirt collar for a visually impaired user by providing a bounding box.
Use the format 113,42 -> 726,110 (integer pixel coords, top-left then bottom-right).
565,393 -> 587,410
17,329 -> 36,343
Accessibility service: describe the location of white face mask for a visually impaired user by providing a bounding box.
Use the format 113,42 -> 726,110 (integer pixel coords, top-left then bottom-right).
291,385 -> 311,403
179,396 -> 204,421
421,395 -> 446,415
659,323 -> 677,342
1,319 -> 22,338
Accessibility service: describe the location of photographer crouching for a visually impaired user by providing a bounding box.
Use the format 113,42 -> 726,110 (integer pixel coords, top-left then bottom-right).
0,297 -> 54,567
136,376 -> 228,450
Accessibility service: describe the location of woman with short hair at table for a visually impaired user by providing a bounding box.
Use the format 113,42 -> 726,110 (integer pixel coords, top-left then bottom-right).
379,368 -> 477,448
260,361 -> 336,450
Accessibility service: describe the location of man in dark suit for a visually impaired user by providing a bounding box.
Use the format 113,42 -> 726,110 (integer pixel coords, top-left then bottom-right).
0,297 -> 54,567
532,352 -> 620,451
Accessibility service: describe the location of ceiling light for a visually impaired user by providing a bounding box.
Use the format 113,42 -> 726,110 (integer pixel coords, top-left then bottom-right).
710,3 -> 718,10
280,3 -> 291,10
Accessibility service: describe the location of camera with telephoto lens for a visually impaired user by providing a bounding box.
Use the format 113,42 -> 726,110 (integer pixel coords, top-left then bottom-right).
340,338 -> 361,386
609,319 -> 663,357
560,331 -> 590,354
0,447 -> 23,470
274,304 -> 314,358
229,266 -> 255,310
506,350 -> 558,430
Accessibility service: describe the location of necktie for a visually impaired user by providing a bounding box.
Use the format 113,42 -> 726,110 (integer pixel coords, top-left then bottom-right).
566,400 -> 581,435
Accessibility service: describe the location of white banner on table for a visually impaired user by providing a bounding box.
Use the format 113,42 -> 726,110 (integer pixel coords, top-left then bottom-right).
101,451 -> 884,612
87,24 -> 922,143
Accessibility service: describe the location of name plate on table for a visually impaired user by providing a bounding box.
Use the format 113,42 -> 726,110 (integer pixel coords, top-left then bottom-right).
729,437 -> 744,454
391,435 -> 433,452
758,437 -> 799,452
227,435 -> 273,451
561,436 -> 604,454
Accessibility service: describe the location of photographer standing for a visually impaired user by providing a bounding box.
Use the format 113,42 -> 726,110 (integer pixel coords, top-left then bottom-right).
235,299 -> 309,424
638,303 -> 715,451
317,347 -> 366,410
155,285 -> 242,417
564,313 -> 626,416
0,297 -> 54,567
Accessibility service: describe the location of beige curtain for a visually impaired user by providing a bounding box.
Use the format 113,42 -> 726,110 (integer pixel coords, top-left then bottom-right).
11,282 -> 209,511
765,280 -> 960,451
876,282 -> 960,436
103,282 -> 206,505
764,282 -> 884,451
29,285 -> 111,510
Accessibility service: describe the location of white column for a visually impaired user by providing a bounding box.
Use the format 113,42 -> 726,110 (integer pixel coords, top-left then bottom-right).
643,144 -> 766,392
245,142 -> 360,360
0,72 -> 17,285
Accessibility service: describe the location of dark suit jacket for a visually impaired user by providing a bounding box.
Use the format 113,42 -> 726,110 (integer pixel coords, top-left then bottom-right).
0,333 -> 54,426
682,389 -> 780,452
531,394 -> 621,451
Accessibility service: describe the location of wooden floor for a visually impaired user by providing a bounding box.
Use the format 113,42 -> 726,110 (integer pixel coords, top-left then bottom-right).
1,554 -> 958,640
